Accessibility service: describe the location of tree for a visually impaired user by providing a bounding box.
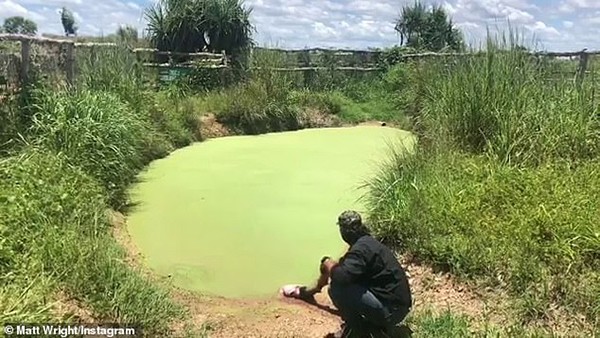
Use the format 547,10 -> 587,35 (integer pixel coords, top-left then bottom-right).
145,0 -> 254,57
60,7 -> 78,36
2,16 -> 37,35
116,25 -> 138,43
394,1 -> 463,52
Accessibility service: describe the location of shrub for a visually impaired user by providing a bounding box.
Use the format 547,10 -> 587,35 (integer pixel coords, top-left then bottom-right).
366,32 -> 600,333
212,81 -> 300,134
29,90 -> 149,208
152,87 -> 203,147
289,90 -> 343,115
77,45 -> 149,110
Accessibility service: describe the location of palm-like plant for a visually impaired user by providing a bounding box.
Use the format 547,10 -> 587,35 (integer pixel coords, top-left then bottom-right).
394,1 -> 463,52
145,0 -> 254,58
395,1 -> 427,48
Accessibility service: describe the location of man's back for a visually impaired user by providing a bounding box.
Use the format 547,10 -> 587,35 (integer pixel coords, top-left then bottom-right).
336,235 -> 412,309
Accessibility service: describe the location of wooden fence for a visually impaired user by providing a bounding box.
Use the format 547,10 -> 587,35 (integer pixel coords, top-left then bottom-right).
1,33 -> 599,88
0,33 -> 228,86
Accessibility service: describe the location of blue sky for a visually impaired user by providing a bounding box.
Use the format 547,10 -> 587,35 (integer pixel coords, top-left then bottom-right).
1,0 -> 598,51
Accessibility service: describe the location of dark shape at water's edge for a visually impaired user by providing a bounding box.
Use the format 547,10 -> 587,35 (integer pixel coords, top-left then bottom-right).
298,295 -> 341,317
119,201 -> 141,214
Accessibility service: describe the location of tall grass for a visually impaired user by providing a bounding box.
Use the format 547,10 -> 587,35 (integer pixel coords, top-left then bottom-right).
29,90 -> 148,208
0,43 -> 197,334
416,35 -> 599,166
0,150 -> 183,331
367,31 -> 600,332
76,44 -> 151,110
203,49 -> 302,134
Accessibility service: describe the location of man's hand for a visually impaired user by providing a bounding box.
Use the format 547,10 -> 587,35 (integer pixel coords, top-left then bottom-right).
320,258 -> 338,274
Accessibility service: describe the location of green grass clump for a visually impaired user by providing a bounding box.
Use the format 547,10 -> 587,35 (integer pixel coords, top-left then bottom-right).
77,44 -> 151,110
207,80 -> 300,134
0,150 -> 182,332
288,90 -> 344,115
368,149 -> 600,322
197,49 -> 303,134
414,37 -> 599,166
29,90 -> 149,208
406,309 -> 552,337
152,87 -> 203,147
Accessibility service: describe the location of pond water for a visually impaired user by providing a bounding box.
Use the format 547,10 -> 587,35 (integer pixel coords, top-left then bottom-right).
127,126 -> 414,298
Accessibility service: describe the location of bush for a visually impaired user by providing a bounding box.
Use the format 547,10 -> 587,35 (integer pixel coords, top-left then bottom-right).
29,90 -> 150,208
367,148 -> 600,323
152,87 -> 203,147
77,45 -> 150,110
289,90 -> 343,115
0,150 -> 182,330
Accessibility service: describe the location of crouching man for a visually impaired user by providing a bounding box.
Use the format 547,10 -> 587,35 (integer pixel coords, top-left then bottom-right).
300,211 -> 413,338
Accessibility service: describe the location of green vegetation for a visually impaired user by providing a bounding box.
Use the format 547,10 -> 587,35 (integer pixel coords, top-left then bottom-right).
2,16 -> 37,35
395,1 -> 464,52
145,0 -> 254,61
367,34 -> 600,334
0,33 -> 405,335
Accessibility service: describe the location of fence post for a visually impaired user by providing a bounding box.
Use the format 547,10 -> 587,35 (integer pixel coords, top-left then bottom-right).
65,42 -> 75,87
220,50 -> 227,86
20,39 -> 31,85
221,50 -> 227,67
300,50 -> 312,88
576,49 -> 589,89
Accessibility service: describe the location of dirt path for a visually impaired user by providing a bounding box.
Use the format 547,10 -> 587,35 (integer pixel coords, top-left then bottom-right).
171,259 -> 508,338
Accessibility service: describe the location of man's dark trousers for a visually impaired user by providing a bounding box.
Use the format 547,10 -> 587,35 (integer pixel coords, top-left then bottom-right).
329,282 -> 410,334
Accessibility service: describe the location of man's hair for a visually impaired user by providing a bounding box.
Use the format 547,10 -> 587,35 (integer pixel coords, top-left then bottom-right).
337,210 -> 370,243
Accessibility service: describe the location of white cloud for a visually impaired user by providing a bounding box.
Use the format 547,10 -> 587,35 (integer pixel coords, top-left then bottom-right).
0,0 -> 30,17
564,0 -> 600,9
0,0 -> 597,52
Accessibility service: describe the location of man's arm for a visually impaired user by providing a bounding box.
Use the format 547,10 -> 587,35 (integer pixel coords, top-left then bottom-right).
328,244 -> 369,285
302,256 -> 337,296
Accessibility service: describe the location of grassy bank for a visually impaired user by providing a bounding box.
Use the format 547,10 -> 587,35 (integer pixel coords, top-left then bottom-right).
0,46 -> 201,334
367,35 -> 600,334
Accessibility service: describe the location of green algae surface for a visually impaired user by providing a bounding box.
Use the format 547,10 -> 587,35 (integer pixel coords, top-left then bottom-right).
127,126 -> 414,299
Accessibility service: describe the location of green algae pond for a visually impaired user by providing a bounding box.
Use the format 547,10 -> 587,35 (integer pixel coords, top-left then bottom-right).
127,126 -> 414,299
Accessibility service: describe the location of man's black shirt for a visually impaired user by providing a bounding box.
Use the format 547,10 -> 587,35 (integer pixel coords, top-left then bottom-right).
330,235 -> 412,309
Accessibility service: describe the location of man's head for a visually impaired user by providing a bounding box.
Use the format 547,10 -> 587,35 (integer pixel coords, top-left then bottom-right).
337,210 -> 370,245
